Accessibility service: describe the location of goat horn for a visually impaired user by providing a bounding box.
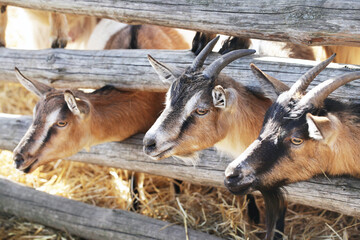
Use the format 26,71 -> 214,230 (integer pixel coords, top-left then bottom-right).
203,49 -> 256,80
299,71 -> 360,107
190,35 -> 220,71
288,53 -> 336,97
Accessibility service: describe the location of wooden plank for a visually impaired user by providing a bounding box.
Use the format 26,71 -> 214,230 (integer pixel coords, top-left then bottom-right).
0,114 -> 359,218
0,176 -> 222,240
2,0 -> 360,46
1,48 -> 360,102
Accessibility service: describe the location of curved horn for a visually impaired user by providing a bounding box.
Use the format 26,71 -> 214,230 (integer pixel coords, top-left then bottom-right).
299,71 -> 360,107
203,49 -> 256,80
190,35 -> 220,71
287,54 -> 336,97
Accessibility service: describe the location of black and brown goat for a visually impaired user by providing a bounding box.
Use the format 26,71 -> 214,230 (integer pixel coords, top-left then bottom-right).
225,54 -> 360,239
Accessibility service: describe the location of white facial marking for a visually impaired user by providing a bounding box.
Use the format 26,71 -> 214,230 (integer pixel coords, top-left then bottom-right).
184,91 -> 203,118
148,106 -> 171,133
165,88 -> 172,106
306,115 -> 323,140
29,108 -> 61,154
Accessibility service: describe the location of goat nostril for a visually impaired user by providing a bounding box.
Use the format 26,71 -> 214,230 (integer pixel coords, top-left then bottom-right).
143,138 -> 157,154
225,168 -> 243,180
14,154 -> 24,169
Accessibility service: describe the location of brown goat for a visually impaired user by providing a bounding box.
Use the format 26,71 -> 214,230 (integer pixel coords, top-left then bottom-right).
87,19 -> 189,50
0,5 -> 7,47
13,69 -> 164,173
322,46 -> 360,65
143,36 -> 270,161
12,19 -> 189,173
0,6 -> 98,49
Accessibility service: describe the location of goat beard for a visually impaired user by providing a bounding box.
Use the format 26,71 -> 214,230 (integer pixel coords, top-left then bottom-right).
260,187 -> 287,240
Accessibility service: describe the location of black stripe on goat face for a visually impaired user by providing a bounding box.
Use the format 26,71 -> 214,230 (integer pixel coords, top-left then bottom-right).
143,72 -> 224,160
13,94 -> 76,173
163,72 -> 214,135
225,100 -> 320,194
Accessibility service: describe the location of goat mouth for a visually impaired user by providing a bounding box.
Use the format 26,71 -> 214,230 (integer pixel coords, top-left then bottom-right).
18,159 -> 38,173
150,147 -> 174,160
224,177 -> 255,195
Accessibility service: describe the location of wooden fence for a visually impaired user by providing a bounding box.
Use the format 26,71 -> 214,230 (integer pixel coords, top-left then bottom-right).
2,0 -> 360,46
1,0 -> 360,239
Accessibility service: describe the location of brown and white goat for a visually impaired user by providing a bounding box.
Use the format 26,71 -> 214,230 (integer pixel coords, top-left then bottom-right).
12,14 -> 190,173
87,19 -> 189,50
322,46 -> 360,65
0,5 -> 7,47
0,6 -> 98,49
143,36 -> 269,161
12,68 -> 165,173
224,54 -> 360,238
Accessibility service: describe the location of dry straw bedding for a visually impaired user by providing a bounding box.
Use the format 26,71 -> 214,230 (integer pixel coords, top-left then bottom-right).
0,82 -> 359,240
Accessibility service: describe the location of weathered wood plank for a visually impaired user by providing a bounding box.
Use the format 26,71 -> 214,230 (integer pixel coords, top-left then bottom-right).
2,0 -> 360,46
1,48 -> 360,102
0,114 -> 359,218
0,176 -> 222,240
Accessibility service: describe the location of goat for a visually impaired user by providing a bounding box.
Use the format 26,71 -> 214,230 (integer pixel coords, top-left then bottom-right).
322,46 -> 360,65
12,68 -> 165,173
143,36 -> 266,161
142,36 -> 291,239
0,5 -> 6,47
224,54 -> 360,239
12,20 -> 191,173
191,33 -> 315,60
0,6 -> 98,49
87,19 -> 189,50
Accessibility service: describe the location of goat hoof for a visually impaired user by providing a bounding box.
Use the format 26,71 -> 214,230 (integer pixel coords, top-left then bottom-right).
0,42 -> 5,48
51,38 -> 68,49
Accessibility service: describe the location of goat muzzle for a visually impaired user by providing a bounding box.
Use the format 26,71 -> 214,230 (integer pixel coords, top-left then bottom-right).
143,137 -> 157,155
13,153 -> 25,169
224,166 -> 255,195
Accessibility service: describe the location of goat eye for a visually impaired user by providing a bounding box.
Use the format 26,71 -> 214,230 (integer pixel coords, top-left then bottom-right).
195,108 -> 209,116
56,121 -> 68,127
290,137 -> 303,145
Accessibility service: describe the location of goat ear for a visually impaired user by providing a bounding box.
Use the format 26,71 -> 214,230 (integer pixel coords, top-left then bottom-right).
212,85 -> 227,108
250,63 -> 289,102
15,67 -> 53,97
147,54 -> 181,84
64,90 -> 89,117
306,113 -> 335,142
